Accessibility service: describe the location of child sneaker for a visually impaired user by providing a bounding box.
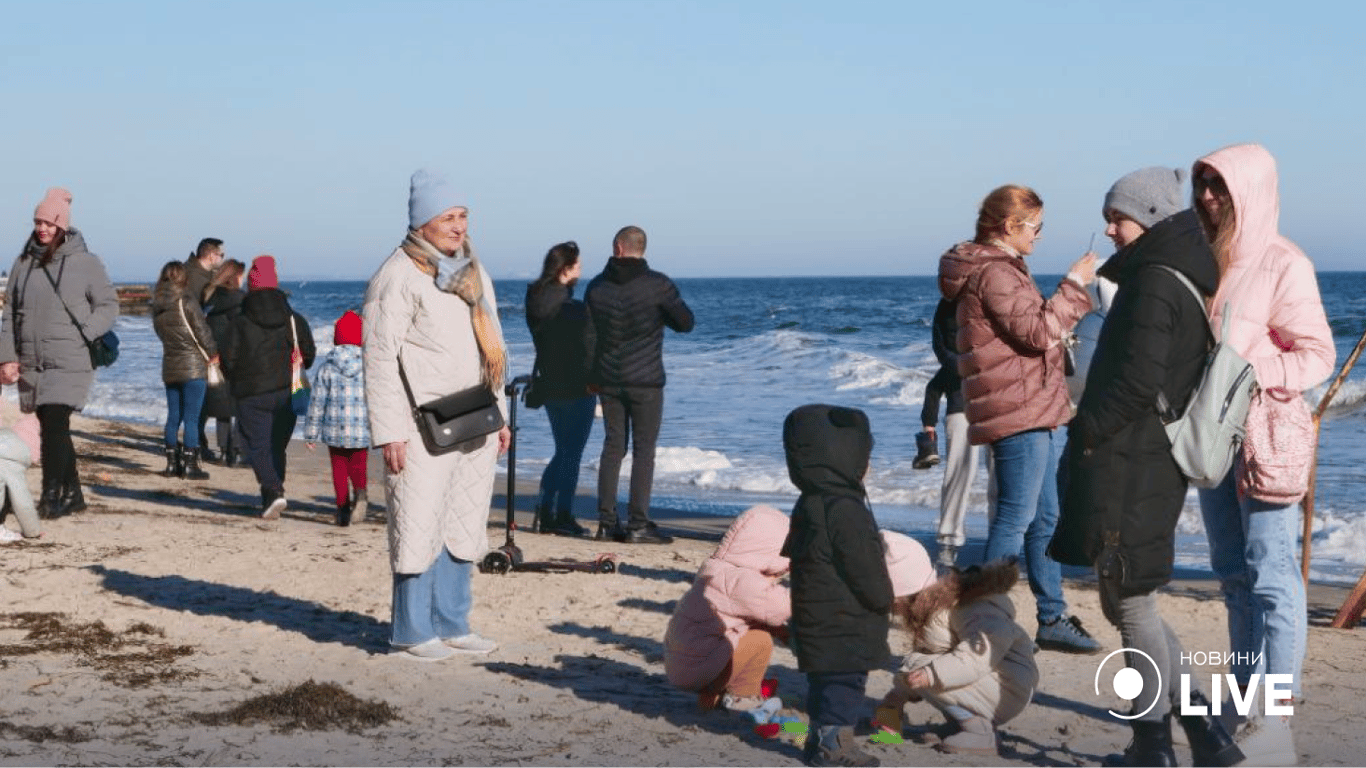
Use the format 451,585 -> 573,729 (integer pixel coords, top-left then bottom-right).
1235,709 -> 1297,766
1035,614 -> 1102,654
443,633 -> 498,654
912,431 -> 940,469
392,638 -> 455,662
0,527 -> 22,543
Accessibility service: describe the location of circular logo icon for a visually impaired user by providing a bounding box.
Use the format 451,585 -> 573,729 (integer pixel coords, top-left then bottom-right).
1093,647 -> 1162,720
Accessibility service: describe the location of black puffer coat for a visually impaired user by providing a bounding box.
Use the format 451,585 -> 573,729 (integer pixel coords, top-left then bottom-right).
584,257 -> 693,388
203,286 -> 244,420
221,288 -> 315,399
930,298 -> 965,415
151,282 -> 217,384
781,404 -> 894,673
1051,210 -> 1218,595
525,281 -> 595,401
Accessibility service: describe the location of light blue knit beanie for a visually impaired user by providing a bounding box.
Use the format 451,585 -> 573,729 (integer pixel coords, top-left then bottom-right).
408,169 -> 466,230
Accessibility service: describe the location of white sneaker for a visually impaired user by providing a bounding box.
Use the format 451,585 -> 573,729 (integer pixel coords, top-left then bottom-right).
0,527 -> 22,543
1236,712 -> 1297,767
443,633 -> 497,654
262,495 -> 287,520
391,638 -> 455,662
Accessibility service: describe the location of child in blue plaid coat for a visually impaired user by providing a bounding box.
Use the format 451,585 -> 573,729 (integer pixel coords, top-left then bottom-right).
304,310 -> 371,526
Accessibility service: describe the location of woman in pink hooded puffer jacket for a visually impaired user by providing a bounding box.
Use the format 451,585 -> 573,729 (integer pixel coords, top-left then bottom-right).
664,504 -> 791,714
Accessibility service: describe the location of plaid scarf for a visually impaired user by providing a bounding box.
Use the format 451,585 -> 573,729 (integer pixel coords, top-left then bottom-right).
401,231 -> 507,388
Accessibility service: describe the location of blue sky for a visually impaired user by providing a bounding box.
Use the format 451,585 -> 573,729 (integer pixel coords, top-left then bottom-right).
1,0 -> 1360,281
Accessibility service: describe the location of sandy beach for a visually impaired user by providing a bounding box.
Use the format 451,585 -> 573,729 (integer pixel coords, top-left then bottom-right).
2,410 -> 1365,767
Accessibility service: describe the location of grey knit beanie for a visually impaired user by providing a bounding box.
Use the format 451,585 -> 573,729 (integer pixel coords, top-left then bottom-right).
1103,167 -> 1187,230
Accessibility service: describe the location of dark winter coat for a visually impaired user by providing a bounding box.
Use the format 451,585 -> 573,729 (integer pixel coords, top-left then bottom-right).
1051,209 -> 1218,595
781,404 -> 894,673
0,229 -> 119,412
930,298 -> 965,415
584,257 -> 694,388
151,282 -> 218,384
525,281 -> 596,401
202,286 -> 244,419
184,257 -> 215,307
221,288 -> 315,399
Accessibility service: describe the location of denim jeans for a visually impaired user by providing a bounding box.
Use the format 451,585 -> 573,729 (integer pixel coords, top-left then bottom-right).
539,395 -> 596,514
985,427 -> 1066,623
806,671 -> 868,728
164,378 -> 208,450
1099,566 -> 1195,722
1198,469 -> 1306,697
390,550 -> 473,647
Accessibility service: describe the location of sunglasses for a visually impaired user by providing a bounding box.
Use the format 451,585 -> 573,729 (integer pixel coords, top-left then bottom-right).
1195,169 -> 1229,196
1021,220 -> 1044,235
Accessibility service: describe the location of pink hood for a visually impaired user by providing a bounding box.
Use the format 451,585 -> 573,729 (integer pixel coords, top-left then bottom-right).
1197,144 -> 1334,392
663,505 -> 792,691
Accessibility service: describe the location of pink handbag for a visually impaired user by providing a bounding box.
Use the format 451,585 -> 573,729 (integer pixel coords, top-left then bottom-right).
1238,385 -> 1315,505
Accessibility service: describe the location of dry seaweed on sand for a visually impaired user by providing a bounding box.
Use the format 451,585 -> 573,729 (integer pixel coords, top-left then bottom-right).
189,680 -> 398,733
0,720 -> 92,744
0,611 -> 197,688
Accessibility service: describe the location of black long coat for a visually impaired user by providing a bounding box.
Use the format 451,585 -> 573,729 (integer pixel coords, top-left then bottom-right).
1051,210 -> 1218,595
202,286 -> 244,420
780,404 -> 894,673
525,281 -> 595,402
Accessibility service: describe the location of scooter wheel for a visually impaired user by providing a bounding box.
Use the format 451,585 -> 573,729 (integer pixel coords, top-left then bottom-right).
597,558 -> 617,574
480,551 -> 512,575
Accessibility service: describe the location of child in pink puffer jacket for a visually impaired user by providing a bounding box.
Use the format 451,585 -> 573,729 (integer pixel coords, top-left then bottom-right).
664,504 -> 790,718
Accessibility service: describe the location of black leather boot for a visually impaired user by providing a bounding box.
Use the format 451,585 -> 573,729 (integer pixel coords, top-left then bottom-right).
553,510 -> 589,537
535,506 -> 556,534
53,482 -> 87,518
1177,691 -> 1245,766
336,500 -> 353,527
37,477 -> 61,519
1105,715 -> 1177,767
159,446 -> 180,478
182,447 -> 210,480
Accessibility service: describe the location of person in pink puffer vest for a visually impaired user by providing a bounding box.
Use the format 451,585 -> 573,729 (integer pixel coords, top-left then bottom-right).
1192,144 -> 1335,767
664,504 -> 791,716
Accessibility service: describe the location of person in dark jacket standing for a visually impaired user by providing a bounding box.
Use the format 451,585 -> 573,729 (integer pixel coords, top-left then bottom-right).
1051,168 -> 1242,767
0,187 -> 118,519
186,238 -> 224,462
151,261 -> 218,481
584,226 -> 694,544
202,259 -> 247,466
221,255 -> 315,518
526,241 -> 596,537
781,403 -> 892,768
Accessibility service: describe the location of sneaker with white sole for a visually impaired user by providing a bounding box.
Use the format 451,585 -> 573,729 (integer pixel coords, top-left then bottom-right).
0,527 -> 22,543
392,638 -> 455,662
1235,711 -> 1297,766
261,489 -> 287,520
443,633 -> 497,654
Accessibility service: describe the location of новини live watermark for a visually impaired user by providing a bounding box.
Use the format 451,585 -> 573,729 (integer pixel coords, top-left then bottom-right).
1094,648 -> 1294,720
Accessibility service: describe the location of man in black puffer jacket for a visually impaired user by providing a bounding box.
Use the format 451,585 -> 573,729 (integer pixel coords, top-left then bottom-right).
584,226 -> 694,544
781,403 -> 892,767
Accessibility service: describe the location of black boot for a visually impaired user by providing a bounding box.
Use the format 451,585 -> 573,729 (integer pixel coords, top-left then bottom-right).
1104,715 -> 1177,767
182,447 -> 210,481
37,477 -> 61,520
553,510 -> 589,537
52,482 -> 87,518
1177,691 -> 1245,766
535,506 -> 556,534
159,446 -> 180,478
335,501 -> 353,527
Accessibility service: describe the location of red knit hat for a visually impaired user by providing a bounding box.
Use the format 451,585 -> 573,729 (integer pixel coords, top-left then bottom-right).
34,187 -> 72,230
248,255 -> 278,290
334,310 -> 362,346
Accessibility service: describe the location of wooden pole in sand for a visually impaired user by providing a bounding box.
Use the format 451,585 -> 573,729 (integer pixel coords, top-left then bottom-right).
1303,328 -> 1366,589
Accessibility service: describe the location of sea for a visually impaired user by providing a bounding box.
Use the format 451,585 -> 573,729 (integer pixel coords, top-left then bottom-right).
56,274 -> 1366,586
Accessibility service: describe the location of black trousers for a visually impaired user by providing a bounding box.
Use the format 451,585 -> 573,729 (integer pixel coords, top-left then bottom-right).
236,389 -> 295,495
595,385 -> 664,530
805,671 -> 868,728
36,404 -> 77,492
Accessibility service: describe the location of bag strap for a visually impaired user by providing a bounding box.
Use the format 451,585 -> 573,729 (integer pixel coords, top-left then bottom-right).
39,264 -> 96,348
1152,265 -> 1218,419
176,296 -> 211,362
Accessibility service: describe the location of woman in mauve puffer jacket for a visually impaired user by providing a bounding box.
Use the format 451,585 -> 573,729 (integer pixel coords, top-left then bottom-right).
937,184 -> 1101,655
664,504 -> 791,712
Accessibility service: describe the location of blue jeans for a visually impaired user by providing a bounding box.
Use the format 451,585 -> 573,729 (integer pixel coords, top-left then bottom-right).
391,550 -> 473,647
985,427 -> 1066,623
538,395 -> 596,514
1198,469 -> 1305,697
164,379 -> 208,450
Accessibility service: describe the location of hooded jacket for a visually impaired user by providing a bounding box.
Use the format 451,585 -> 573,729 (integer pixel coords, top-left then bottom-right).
221,288 -> 315,399
302,344 -> 370,449
201,285 -> 245,419
584,257 -> 694,388
1051,210 -> 1219,593
525,280 -> 596,401
1197,144 -> 1334,394
152,281 -> 218,384
898,560 -> 1038,724
780,404 -> 894,673
0,228 -> 119,412
938,242 -> 1092,444
664,504 -> 792,691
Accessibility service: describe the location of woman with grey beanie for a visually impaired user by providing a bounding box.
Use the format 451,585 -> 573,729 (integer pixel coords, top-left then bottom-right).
1052,167 -> 1243,766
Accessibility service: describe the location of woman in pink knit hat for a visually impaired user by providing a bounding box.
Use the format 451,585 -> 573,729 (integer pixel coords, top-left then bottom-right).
0,187 -> 119,519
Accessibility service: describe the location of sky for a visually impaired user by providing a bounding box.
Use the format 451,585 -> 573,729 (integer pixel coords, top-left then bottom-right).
1,0 -> 1361,281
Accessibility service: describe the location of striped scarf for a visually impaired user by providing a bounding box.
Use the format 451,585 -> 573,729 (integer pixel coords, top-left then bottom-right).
401,231 -> 507,388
